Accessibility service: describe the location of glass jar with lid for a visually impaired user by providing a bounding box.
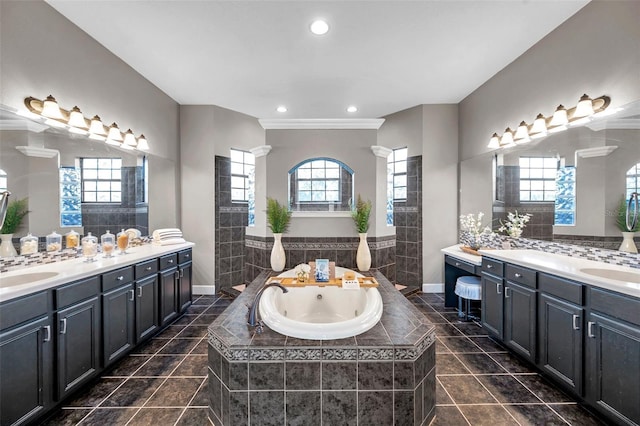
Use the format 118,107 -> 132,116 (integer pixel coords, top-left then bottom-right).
81,232 -> 98,262
117,229 -> 129,254
46,231 -> 62,252
20,233 -> 39,255
101,230 -> 115,258
65,230 -> 80,250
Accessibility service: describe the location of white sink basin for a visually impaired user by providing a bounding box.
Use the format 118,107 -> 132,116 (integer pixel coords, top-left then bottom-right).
0,272 -> 59,288
580,268 -> 640,284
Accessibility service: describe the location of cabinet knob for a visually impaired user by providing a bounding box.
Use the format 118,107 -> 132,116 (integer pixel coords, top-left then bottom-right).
168,259 -> 174,264
117,276 -> 124,281
455,262 -> 461,267
146,266 -> 152,271
487,264 -> 493,269
185,254 -> 190,258
514,273 -> 522,278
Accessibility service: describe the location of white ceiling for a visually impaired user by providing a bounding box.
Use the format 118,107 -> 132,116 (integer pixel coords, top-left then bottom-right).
46,0 -> 589,120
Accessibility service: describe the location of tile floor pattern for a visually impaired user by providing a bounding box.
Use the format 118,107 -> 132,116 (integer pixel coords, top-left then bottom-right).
42,293 -> 607,425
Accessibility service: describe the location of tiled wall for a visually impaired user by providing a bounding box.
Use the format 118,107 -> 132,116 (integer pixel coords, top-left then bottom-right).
215,156 -> 247,290
244,235 -> 396,284
395,155 -> 423,286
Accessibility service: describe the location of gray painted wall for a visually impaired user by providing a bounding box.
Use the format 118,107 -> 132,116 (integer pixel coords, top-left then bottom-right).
0,0 -> 180,232
459,1 -> 640,235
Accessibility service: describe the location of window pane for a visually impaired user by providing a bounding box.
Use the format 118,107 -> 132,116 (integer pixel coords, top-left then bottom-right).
83,169 -> 97,179
543,168 -> 557,179
231,188 -> 245,200
544,181 -> 556,191
111,170 -> 121,180
84,192 -> 96,202
530,158 -> 543,168
544,192 -> 556,201
530,169 -> 543,179
544,158 -> 558,168
520,191 -> 530,201
394,187 -> 406,200
231,176 -> 245,189
230,149 -> 244,162
326,191 -> 339,201
530,191 -> 543,201
312,191 -> 325,201
98,158 -> 111,169
394,174 -> 406,187
311,160 -> 325,169
520,169 -> 529,179
298,181 -> 311,190
326,180 -> 339,191
394,161 -> 406,174
520,181 -> 530,190
298,168 -> 311,179
83,158 -> 97,168
98,169 -> 111,179
97,192 -> 111,202
111,181 -> 121,192
111,192 -> 121,203
395,148 -> 407,161
244,152 -> 255,165
325,169 -> 339,179
312,181 -> 325,190
84,181 -> 97,191
231,162 -> 244,175
531,181 -> 544,191
299,191 -> 311,201
97,181 -> 111,191
244,164 -> 255,176
311,168 -> 325,179
111,158 -> 122,169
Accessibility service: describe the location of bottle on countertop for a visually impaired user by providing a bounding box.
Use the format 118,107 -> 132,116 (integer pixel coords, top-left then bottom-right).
65,230 -> 79,250
101,230 -> 115,258
46,231 -> 62,252
20,233 -> 39,255
117,229 -> 129,254
82,232 -> 98,262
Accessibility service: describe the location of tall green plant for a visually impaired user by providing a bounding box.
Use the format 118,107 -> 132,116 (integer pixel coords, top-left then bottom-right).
266,197 -> 292,234
0,198 -> 29,234
616,196 -> 639,232
350,194 -> 372,234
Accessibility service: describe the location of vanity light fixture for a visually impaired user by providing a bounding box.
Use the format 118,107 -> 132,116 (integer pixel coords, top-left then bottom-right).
310,19 -> 329,35
23,96 -> 149,151
487,94 -> 610,150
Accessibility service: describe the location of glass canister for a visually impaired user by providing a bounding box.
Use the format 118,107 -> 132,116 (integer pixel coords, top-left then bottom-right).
81,232 -> 98,262
117,229 -> 129,254
20,233 -> 39,255
46,231 -> 62,252
65,230 -> 80,250
101,230 -> 115,258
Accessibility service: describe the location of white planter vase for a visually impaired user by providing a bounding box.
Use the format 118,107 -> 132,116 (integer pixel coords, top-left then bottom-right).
270,233 -> 286,272
0,233 -> 17,257
619,231 -> 638,254
356,232 -> 371,271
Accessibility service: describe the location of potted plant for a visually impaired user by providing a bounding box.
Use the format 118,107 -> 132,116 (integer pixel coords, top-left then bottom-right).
351,195 -> 372,271
0,198 -> 29,257
266,197 -> 292,271
615,196 -> 638,253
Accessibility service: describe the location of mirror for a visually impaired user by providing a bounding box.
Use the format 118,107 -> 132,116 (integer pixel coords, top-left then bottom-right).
0,107 -> 149,250
491,99 -> 640,243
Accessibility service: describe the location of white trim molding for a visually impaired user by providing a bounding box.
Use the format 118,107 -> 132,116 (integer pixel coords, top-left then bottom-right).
371,145 -> 392,158
249,145 -> 272,157
422,283 -> 444,293
575,146 -> 618,158
258,118 -> 385,130
16,146 -> 60,158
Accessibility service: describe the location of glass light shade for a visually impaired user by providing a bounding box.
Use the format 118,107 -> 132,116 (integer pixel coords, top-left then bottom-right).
106,123 -> 123,141
136,134 -> 149,151
549,105 -> 568,127
488,133 -> 500,149
530,113 -> 547,135
68,106 -> 88,129
41,95 -> 64,119
89,115 -> 107,135
499,128 -> 515,147
514,121 -> 530,143
573,94 -> 594,118
123,129 -> 137,146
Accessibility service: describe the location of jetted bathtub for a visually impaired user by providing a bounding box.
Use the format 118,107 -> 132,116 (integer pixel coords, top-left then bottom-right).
258,267 -> 383,340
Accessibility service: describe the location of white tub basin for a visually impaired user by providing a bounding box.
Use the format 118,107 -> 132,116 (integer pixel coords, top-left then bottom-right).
259,267 -> 383,340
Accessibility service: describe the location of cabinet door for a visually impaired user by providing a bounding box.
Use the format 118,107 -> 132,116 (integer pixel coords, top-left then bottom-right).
504,282 -> 536,362
178,262 -> 192,313
57,296 -> 101,399
136,275 -> 159,342
586,313 -> 640,425
481,273 -> 504,339
159,267 -> 179,326
538,293 -> 583,394
103,284 -> 135,366
0,317 -> 53,426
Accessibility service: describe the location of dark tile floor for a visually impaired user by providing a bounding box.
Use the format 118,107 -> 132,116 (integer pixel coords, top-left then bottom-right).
42,292 -> 606,425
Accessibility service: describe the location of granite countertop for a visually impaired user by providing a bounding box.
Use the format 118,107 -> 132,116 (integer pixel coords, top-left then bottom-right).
208,271 -> 436,361
441,244 -> 482,266
0,242 -> 195,302
479,249 -> 640,299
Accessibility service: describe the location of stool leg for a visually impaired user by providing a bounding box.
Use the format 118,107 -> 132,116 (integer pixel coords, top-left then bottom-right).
458,297 -> 464,318
465,299 -> 470,321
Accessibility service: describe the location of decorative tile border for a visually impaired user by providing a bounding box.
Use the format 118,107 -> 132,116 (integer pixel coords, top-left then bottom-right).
250,348 -> 285,361
394,206 -> 420,213
322,348 -> 358,361
358,348 -> 394,361
219,206 -> 248,213
245,235 -> 396,251
285,348 -> 322,361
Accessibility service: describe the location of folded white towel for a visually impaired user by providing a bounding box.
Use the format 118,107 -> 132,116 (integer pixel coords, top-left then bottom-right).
152,237 -> 186,246
152,228 -> 183,241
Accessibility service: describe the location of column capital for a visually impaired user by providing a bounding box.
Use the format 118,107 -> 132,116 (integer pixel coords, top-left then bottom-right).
249,145 -> 272,158
370,145 -> 392,158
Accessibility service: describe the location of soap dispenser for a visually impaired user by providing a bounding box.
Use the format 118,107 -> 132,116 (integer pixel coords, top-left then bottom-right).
46,231 -> 62,252
101,230 -> 115,257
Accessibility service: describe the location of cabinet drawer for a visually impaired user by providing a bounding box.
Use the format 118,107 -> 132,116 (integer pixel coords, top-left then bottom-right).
0,291 -> 51,331
445,255 -> 475,274
159,253 -> 178,270
102,266 -> 134,292
539,273 -> 583,305
589,287 -> 640,326
505,264 -> 537,288
56,276 -> 101,309
135,259 -> 158,279
482,258 -> 504,276
178,249 -> 192,264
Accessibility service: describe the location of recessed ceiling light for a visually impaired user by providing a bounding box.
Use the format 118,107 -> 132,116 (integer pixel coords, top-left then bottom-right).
276,106 -> 287,113
346,106 -> 358,113
310,19 -> 329,35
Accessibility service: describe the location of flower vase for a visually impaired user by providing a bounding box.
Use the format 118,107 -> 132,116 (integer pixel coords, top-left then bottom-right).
619,232 -> 638,254
270,233 -> 286,272
356,233 -> 371,271
0,234 -> 17,257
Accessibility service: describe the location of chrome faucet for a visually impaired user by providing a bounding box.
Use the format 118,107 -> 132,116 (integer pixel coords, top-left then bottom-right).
247,282 -> 288,334
0,191 -> 11,230
627,192 -> 639,232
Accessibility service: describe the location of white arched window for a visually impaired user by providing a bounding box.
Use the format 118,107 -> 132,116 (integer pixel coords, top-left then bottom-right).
626,163 -> 640,199
288,158 -> 353,212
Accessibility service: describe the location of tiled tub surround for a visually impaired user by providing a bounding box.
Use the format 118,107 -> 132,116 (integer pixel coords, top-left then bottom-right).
244,235 -> 396,285
207,271 -> 436,425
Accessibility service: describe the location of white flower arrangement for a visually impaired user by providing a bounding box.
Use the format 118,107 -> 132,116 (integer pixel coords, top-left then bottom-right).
294,263 -> 311,282
498,211 -> 532,238
459,212 -> 492,249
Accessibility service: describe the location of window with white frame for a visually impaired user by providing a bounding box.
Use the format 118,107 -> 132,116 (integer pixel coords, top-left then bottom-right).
519,157 -> 558,202
230,149 -> 255,202
388,147 -> 408,201
626,163 -> 640,199
288,158 -> 353,212
81,158 -> 122,203
0,169 -> 6,192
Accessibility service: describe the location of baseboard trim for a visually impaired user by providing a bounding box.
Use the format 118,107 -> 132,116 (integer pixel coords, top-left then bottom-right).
193,285 -> 216,295
422,283 -> 444,293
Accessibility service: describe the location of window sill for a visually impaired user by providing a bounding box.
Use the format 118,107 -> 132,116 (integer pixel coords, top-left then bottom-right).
291,211 -> 352,218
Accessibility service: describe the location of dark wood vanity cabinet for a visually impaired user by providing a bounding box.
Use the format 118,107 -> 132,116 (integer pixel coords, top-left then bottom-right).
481,272 -> 504,338
158,249 -> 193,327
178,250 -> 193,313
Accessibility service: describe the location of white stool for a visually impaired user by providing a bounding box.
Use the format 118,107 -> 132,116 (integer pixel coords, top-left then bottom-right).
455,276 -> 481,321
